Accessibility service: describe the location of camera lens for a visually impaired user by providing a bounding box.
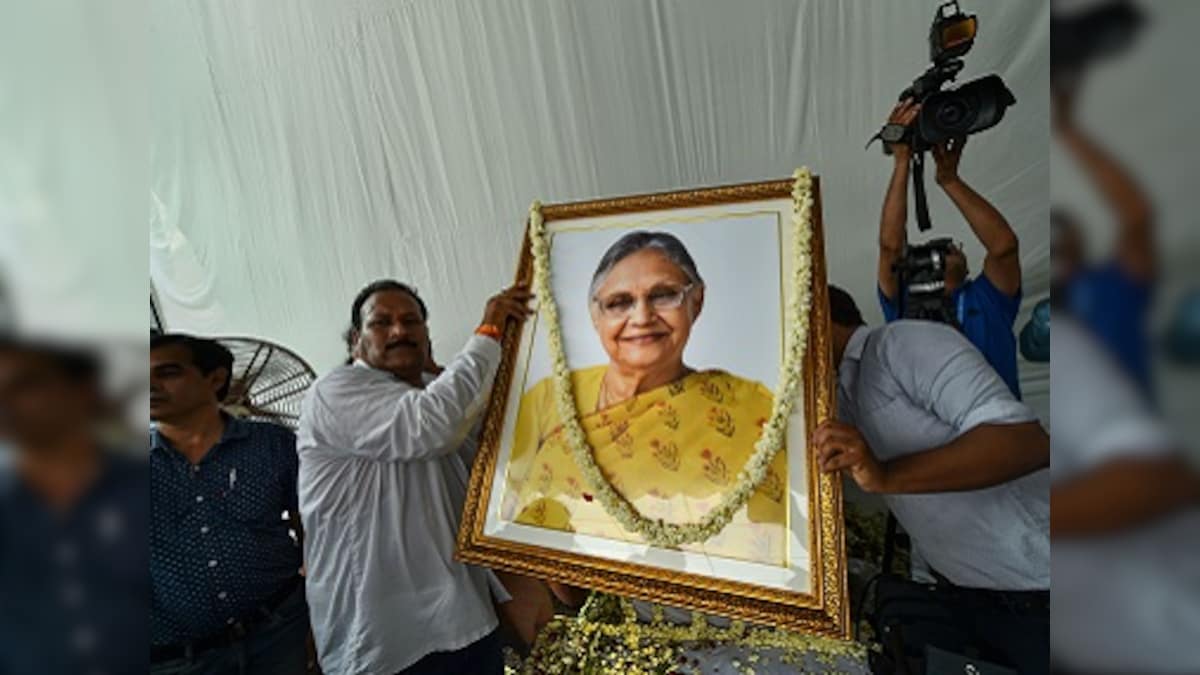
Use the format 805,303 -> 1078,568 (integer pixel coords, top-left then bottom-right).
933,92 -> 979,132
917,75 -> 1014,145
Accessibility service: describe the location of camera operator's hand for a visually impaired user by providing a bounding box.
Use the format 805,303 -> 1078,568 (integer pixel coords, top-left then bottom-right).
481,283 -> 534,328
885,99 -> 921,158
814,420 -> 888,494
932,136 -> 967,186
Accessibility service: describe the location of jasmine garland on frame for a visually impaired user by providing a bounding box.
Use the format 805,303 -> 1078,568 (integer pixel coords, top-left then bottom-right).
525,168 -> 815,548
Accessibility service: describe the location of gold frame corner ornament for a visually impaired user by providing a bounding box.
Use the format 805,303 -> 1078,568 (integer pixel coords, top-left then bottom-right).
456,177 -> 848,639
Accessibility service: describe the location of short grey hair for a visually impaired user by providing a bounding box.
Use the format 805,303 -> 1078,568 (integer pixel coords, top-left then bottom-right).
588,230 -> 704,300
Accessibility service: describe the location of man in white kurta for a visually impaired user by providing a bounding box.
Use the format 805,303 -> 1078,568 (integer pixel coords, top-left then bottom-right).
297,280 -> 531,674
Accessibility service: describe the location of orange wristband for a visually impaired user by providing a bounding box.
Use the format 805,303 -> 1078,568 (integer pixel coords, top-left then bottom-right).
475,323 -> 502,341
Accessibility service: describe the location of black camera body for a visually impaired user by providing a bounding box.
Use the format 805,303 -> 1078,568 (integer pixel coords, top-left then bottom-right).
896,238 -> 959,326
884,2 -> 1016,153
913,74 -> 1016,150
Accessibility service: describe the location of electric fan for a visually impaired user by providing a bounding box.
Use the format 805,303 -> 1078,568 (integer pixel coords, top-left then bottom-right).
217,337 -> 316,430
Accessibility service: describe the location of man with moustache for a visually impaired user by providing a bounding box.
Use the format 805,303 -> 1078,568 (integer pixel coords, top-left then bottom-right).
298,280 -> 538,675
150,333 -> 308,675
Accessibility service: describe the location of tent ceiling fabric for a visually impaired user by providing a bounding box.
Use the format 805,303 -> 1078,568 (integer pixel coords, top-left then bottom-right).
149,0 -> 1049,417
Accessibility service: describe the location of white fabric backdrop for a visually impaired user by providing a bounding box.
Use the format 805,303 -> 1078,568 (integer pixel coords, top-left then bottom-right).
149,0 -> 1050,418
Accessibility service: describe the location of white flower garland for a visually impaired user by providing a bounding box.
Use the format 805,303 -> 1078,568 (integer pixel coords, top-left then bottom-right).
527,168 -> 814,547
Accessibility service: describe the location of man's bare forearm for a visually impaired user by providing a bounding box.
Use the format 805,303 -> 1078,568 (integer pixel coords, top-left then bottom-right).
941,176 -> 1021,293
881,156 -> 910,251
1060,127 -> 1152,235
941,178 -> 1018,258
1059,126 -> 1155,278
1053,457 -> 1200,537
879,422 -> 1048,494
878,155 -> 910,299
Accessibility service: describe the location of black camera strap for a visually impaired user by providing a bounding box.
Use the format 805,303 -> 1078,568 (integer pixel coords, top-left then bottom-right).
911,152 -> 933,232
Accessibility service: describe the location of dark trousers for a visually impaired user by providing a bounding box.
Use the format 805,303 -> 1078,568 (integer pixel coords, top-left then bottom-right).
150,585 -> 310,675
397,629 -> 502,675
873,575 -> 1049,675
947,590 -> 1049,675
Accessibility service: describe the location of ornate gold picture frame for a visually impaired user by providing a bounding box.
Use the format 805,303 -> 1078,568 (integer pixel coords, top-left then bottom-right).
457,177 -> 848,637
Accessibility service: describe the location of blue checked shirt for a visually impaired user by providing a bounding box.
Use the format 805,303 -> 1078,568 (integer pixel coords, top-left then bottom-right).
150,416 -> 302,646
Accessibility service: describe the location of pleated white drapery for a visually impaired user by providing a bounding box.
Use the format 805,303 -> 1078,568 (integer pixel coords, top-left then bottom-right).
149,0 -> 1050,418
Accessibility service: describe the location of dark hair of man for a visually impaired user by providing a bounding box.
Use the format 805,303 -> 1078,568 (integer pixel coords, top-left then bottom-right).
0,335 -> 102,384
150,332 -> 235,401
349,280 -> 428,334
828,285 -> 865,328
343,280 -> 429,363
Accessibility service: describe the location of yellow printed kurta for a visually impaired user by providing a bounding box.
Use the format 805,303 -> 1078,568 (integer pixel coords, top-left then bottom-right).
503,366 -> 787,566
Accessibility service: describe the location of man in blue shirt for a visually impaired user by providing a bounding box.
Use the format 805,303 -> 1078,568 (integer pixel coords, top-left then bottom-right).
1052,85 -> 1155,395
0,339 -> 148,675
877,99 -> 1023,399
150,333 -> 308,675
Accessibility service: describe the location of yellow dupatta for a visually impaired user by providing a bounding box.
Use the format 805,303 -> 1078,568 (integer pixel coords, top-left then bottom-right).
504,366 -> 787,566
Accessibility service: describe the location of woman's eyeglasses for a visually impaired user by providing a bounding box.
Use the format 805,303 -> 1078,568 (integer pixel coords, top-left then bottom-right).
592,284 -> 694,319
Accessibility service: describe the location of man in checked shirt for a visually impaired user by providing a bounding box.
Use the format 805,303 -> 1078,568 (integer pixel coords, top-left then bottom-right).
150,333 -> 308,675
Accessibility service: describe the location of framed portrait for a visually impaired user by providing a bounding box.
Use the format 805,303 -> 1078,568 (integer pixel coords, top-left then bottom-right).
457,176 -> 848,637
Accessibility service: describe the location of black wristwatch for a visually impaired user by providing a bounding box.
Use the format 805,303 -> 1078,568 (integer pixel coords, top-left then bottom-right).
879,123 -> 909,144
865,123 -> 912,153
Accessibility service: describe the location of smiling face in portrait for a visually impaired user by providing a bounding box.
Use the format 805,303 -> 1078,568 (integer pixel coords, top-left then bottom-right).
589,248 -> 704,375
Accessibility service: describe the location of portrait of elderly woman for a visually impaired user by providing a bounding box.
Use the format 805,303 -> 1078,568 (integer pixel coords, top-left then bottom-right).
503,230 -> 788,566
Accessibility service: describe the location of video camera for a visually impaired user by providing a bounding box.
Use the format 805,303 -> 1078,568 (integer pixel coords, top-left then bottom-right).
869,2 -> 1017,232
899,2 -> 1015,152
895,238 -> 960,325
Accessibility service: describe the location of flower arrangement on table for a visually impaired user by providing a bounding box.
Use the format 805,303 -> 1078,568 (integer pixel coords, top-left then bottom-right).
507,592 -> 870,675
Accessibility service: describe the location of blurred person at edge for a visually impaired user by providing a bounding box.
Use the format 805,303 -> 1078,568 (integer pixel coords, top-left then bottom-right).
1051,82 -> 1157,397
150,333 -> 308,675
1050,313 -> 1200,673
0,337 -> 148,675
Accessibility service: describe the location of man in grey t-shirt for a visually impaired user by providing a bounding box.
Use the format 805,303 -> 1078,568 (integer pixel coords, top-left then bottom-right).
814,286 -> 1050,674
